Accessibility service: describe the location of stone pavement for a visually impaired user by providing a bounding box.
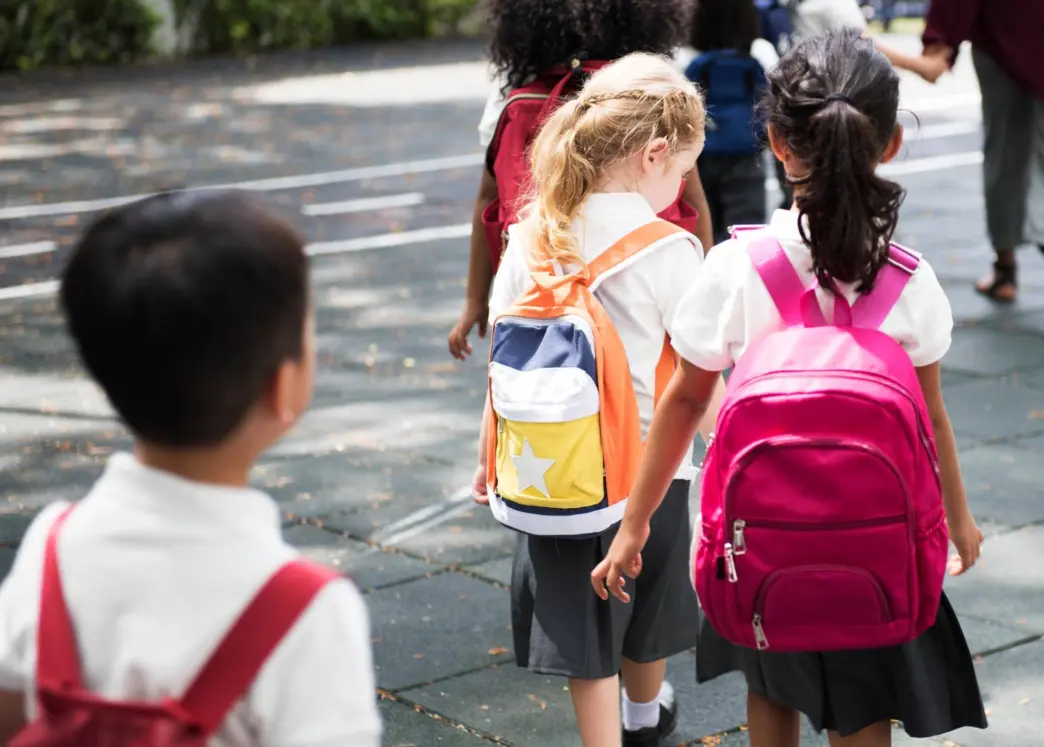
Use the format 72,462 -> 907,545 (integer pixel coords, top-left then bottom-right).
0,36 -> 1041,747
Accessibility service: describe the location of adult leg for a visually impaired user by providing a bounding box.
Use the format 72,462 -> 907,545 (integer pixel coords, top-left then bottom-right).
827,721 -> 892,747
972,48 -> 1034,302
571,676 -> 623,747
747,691 -> 801,747
1025,96 -> 1044,255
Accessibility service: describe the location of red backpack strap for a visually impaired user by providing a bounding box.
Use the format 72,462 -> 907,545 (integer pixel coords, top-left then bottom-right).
179,559 -> 340,735
37,505 -> 84,691
849,243 -> 920,329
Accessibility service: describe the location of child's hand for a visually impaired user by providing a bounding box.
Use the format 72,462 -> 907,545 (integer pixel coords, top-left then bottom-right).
918,45 -> 954,84
471,464 -> 489,505
448,300 -> 489,360
947,511 -> 984,575
590,518 -> 650,603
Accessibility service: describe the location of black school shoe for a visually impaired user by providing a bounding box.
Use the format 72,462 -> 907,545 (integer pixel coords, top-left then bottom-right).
622,699 -> 679,747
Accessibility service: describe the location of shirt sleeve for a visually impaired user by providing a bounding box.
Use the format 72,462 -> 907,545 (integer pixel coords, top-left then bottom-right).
900,259 -> 954,367
654,236 -> 703,334
668,239 -> 747,372
487,227 -> 528,321
477,80 -> 507,149
253,579 -> 382,747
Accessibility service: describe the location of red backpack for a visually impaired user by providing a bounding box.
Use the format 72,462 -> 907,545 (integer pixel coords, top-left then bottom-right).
482,61 -> 701,271
11,507 -> 339,746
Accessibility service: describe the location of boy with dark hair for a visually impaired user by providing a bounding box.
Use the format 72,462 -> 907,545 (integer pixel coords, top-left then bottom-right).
0,191 -> 381,746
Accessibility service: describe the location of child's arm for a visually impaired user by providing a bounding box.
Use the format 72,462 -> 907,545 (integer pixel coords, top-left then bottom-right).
472,393 -> 492,505
448,170 -> 499,360
592,360 -> 719,601
682,176 -> 714,255
0,691 -> 24,742
872,38 -> 951,83
916,362 -> 983,575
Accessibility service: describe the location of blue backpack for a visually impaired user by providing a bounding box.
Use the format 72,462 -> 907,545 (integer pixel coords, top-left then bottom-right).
685,50 -> 766,157
755,0 -> 802,54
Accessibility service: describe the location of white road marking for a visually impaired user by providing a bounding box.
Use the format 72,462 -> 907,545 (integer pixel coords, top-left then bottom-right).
369,487 -> 474,545
302,192 -> 425,217
912,121 -> 980,140
0,241 -> 56,259
0,153 -> 484,222
307,223 -> 471,256
0,280 -> 58,301
880,150 -> 983,176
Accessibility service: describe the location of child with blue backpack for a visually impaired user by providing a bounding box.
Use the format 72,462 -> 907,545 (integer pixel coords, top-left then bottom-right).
594,31 -> 987,747
684,0 -> 777,246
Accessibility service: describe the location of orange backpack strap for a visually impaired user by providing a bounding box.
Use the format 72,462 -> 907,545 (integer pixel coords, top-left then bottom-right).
654,333 -> 677,406
180,559 -> 340,735
587,220 -> 692,291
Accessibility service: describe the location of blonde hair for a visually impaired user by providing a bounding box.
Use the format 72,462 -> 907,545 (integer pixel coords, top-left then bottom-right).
519,52 -> 706,267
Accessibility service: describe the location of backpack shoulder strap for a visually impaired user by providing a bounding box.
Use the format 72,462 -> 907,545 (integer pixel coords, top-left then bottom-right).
849,243 -> 921,329
587,220 -> 692,292
746,234 -> 826,328
179,559 -> 340,735
37,505 -> 84,691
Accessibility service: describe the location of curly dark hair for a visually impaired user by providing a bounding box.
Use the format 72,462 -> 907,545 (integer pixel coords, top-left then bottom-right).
488,0 -> 693,92
762,30 -> 905,292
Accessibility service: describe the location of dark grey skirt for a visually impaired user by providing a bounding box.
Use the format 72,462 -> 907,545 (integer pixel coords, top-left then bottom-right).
696,592 -> 988,737
511,479 -> 699,680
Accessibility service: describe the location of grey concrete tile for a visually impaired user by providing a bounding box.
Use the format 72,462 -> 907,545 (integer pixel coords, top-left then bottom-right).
944,526 -> 1044,635
672,653 -> 748,743
282,523 -> 440,592
713,722 -> 951,745
1003,310 -> 1044,337
0,549 -> 16,584
958,442 -> 1044,529
943,380 -> 1044,444
379,697 -> 493,746
942,284 -> 1044,327
463,556 -> 513,587
944,640 -> 1044,747
959,615 -> 1038,658
367,572 -> 513,691
1006,369 -> 1044,392
943,328 -> 1044,376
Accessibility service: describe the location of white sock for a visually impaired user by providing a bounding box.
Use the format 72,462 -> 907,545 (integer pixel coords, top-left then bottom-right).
622,681 -> 674,731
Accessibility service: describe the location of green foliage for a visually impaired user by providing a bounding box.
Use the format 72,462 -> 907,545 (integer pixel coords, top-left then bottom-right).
0,0 -> 160,71
180,0 -> 481,56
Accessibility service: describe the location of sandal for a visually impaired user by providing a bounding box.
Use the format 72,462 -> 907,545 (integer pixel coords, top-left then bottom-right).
975,261 -> 1018,304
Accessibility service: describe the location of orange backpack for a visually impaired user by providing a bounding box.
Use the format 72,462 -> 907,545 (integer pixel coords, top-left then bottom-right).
485,220 -> 692,537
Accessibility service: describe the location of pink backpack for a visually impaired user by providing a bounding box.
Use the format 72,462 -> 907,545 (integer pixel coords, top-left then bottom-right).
693,229 -> 949,653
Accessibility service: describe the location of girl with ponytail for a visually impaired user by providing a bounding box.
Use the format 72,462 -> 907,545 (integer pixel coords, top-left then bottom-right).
596,31 -> 987,747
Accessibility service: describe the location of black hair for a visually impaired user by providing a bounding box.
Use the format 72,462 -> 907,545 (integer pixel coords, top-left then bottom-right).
691,0 -> 761,53
488,0 -> 692,92
763,29 -> 905,291
60,190 -> 309,447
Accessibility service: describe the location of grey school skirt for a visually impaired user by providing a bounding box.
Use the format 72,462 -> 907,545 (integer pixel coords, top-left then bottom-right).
511,479 -> 699,680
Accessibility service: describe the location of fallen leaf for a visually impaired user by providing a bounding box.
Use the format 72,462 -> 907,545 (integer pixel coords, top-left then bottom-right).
412,653 -> 425,659
1020,697 -> 1030,705
1029,410 -> 1044,420
488,646 -> 509,656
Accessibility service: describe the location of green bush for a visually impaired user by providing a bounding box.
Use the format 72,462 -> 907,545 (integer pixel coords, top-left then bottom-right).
0,0 -> 159,71
180,0 -> 480,56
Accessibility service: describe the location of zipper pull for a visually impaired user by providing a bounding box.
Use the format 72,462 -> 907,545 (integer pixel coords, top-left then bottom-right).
732,519 -> 746,555
724,543 -> 738,583
498,416 -> 505,435
753,614 -> 769,650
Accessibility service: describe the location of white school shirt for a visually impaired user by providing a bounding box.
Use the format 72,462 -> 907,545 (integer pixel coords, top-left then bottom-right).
488,192 -> 705,480
0,453 -> 381,747
792,0 -> 868,40
669,209 -> 954,372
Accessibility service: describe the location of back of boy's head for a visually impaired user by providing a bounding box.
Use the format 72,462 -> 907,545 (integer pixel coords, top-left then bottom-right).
764,29 -> 905,291
488,0 -> 692,92
520,52 -> 705,266
691,0 -> 760,53
61,190 -> 309,447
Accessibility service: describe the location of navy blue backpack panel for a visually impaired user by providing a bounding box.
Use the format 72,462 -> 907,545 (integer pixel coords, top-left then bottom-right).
755,0 -> 801,54
686,51 -> 767,157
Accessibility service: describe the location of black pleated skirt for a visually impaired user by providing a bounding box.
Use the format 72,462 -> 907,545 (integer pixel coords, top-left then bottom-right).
696,592 -> 989,738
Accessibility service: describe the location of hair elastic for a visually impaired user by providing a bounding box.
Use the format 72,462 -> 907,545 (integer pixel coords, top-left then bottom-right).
824,92 -> 853,105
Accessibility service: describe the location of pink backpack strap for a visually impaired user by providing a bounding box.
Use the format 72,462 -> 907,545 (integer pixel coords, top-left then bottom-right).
849,244 -> 920,329
179,559 -> 340,735
747,235 -> 827,328
37,506 -> 84,692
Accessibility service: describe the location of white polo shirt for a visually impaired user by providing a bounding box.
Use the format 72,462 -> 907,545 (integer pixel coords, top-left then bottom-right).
792,0 -> 868,40
0,453 -> 381,747
489,192 -> 705,481
670,209 -> 954,372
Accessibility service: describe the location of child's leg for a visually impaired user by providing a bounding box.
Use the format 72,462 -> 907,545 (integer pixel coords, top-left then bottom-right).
747,691 -> 800,747
570,676 -> 623,747
827,722 -> 892,747
620,657 -> 671,732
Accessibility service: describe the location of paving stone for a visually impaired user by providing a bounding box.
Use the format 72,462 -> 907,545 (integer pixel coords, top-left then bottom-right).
380,697 -> 493,746
1008,369 -> 1044,392
958,442 -> 1044,529
367,572 -> 513,691
942,328 -> 1044,376
282,523 -> 439,592
1003,310 -> 1044,337
943,284 -> 1044,327
943,640 -> 1044,747
712,723 -> 951,746
671,653 -> 749,743
943,380 -> 1044,444
463,556 -> 513,587
944,526 -> 1044,635
958,614 -> 1038,657
0,549 -> 16,584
